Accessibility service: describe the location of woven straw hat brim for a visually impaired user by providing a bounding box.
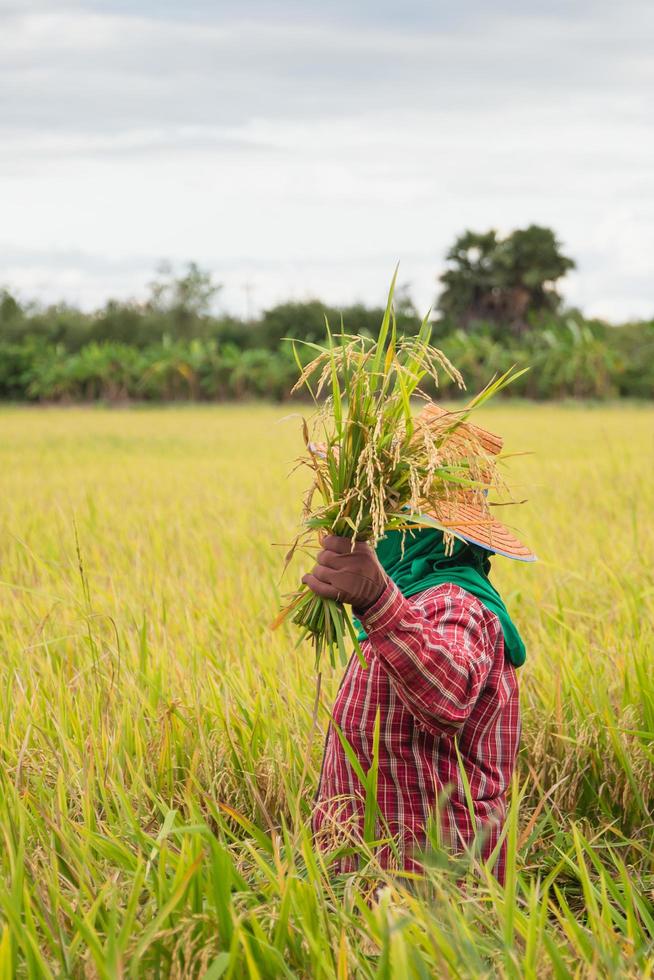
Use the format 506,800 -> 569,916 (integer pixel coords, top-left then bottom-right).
425,499 -> 537,562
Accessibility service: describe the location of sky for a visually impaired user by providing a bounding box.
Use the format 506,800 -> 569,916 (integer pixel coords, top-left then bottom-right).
1,0 -> 653,321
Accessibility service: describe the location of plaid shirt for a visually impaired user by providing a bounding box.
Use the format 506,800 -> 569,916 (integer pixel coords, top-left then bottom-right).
312,578 -> 521,886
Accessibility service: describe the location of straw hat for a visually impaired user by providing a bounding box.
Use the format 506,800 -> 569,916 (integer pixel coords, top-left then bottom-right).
415,403 -> 537,563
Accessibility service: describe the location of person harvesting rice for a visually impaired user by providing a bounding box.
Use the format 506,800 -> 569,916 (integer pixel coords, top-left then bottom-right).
273,272 -> 535,885
303,409 -> 535,886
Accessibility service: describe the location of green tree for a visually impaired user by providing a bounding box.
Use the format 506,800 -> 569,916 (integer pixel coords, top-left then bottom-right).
146,262 -> 222,339
253,300 -> 331,349
0,289 -> 23,334
437,225 -> 575,335
532,318 -> 621,398
609,321 -> 654,398
253,292 -> 421,350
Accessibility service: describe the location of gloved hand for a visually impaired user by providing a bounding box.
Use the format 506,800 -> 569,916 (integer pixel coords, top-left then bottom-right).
301,534 -> 389,613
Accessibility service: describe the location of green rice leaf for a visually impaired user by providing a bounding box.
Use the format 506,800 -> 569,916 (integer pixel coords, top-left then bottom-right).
363,707 -> 381,844
370,263 -> 399,392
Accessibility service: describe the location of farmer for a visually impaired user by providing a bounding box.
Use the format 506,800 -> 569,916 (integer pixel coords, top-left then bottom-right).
303,409 -> 535,886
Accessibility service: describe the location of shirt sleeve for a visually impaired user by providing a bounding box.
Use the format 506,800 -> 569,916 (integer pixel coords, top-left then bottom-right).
353,578 -> 500,737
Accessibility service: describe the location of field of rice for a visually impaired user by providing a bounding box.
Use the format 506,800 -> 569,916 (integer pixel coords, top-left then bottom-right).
1,402 -> 653,978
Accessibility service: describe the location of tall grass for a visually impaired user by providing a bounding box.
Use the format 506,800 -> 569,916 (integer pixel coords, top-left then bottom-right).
0,404 -> 653,976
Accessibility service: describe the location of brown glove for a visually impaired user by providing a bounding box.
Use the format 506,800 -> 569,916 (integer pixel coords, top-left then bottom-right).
301,534 -> 389,613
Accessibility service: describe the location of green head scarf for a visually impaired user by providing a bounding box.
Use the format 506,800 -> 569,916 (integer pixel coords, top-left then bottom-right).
352,527 -> 526,668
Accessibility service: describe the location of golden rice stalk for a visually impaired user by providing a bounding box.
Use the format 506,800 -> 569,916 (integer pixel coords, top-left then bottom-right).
271,268 -> 527,669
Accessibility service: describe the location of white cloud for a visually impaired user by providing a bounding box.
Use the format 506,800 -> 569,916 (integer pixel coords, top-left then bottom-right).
0,1 -> 652,320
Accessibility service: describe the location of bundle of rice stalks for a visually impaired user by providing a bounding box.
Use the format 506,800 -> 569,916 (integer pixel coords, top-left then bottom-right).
271,269 -> 526,669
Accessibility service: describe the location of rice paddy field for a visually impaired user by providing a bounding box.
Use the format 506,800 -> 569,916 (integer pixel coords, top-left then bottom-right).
1,402 -> 653,978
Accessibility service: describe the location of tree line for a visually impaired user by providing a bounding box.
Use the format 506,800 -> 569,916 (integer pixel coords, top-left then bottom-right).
1,226 -> 652,402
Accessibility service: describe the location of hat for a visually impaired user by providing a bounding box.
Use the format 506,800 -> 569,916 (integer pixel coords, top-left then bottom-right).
414,403 -> 537,563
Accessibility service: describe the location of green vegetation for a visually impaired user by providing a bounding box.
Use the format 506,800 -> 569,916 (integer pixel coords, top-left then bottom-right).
1,226 -> 652,402
437,224 -> 575,333
0,403 -> 653,976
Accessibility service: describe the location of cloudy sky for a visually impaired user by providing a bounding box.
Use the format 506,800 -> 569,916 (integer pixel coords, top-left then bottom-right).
1,0 -> 653,320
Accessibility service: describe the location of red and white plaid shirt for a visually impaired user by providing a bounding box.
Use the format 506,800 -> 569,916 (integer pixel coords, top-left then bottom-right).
312,578 -> 521,886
